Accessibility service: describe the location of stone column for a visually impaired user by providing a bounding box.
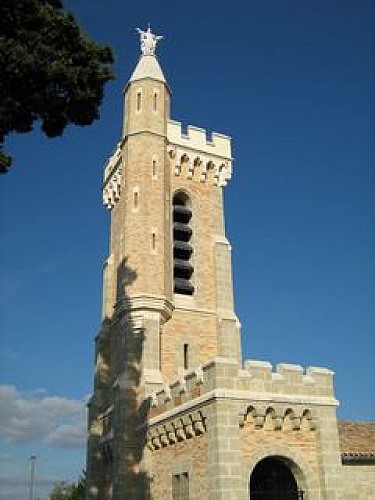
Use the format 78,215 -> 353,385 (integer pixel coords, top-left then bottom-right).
309,367 -> 342,500
207,359 -> 248,500
315,405 -> 343,499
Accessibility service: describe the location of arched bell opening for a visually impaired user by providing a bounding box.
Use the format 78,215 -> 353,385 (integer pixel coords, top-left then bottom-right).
249,456 -> 305,500
172,191 -> 194,295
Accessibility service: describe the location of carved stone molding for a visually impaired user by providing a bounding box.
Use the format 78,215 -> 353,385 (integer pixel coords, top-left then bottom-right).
147,410 -> 207,451
114,295 -> 175,325
168,146 -> 232,187
239,404 -> 316,432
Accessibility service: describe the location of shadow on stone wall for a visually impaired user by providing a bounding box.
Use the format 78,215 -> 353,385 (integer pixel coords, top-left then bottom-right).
86,257 -> 152,499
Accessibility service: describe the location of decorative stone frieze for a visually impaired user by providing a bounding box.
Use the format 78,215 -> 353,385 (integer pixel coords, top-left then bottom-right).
167,120 -> 233,187
146,409 -> 207,451
239,404 -> 316,432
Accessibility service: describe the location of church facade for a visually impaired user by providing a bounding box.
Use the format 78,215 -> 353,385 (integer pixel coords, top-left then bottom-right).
86,29 -> 375,499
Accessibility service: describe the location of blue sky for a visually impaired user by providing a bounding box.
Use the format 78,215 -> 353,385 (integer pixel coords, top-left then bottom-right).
0,0 -> 374,498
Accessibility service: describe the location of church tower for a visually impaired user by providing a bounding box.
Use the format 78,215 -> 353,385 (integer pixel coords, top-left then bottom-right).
86,27 -> 373,500
86,27 -> 241,498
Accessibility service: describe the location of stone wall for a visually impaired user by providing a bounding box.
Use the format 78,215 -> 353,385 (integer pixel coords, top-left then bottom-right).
340,464 -> 375,499
144,357 -> 345,499
149,431 -> 209,499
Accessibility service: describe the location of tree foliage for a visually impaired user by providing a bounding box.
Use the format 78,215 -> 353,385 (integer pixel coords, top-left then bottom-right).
50,471 -> 86,500
0,0 -> 114,173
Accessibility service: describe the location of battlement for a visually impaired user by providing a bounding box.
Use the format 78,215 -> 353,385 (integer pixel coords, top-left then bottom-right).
148,358 -> 337,421
239,360 -> 335,398
168,120 -> 232,159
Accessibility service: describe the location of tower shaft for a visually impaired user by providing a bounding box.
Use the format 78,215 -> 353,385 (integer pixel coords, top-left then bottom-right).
87,31 -> 241,498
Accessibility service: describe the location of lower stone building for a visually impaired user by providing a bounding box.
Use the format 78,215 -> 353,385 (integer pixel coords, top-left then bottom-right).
86,28 -> 375,499
146,359 -> 374,499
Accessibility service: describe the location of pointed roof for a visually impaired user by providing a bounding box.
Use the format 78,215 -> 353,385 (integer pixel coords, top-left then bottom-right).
128,26 -> 167,85
129,54 -> 166,84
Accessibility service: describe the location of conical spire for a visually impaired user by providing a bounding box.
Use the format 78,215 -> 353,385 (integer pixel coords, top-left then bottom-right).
129,26 -> 166,83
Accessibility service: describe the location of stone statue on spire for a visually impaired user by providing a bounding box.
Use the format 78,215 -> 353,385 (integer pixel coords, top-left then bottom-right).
136,26 -> 163,56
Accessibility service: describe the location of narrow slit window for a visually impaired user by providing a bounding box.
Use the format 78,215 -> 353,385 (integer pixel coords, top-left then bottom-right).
183,343 -> 189,370
152,160 -> 157,177
153,92 -> 158,112
137,92 -> 141,111
133,191 -> 138,209
152,232 -> 156,251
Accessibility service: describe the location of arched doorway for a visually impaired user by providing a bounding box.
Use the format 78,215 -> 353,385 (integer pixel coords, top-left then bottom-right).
250,457 -> 304,499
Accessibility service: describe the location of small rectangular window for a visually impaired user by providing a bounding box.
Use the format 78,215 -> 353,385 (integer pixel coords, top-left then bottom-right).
172,473 -> 189,500
172,474 -> 179,499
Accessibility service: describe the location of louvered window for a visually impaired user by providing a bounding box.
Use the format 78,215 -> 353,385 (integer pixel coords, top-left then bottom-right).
173,193 -> 194,295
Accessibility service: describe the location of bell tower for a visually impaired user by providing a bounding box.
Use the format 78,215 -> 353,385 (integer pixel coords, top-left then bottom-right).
162,116 -> 242,379
85,27 -> 361,500
87,27 -> 241,498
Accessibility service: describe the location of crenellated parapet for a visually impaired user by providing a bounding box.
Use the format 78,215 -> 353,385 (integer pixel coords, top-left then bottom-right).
167,120 -> 233,187
103,142 -> 123,210
239,360 -> 337,401
102,118 -> 233,210
148,366 -> 205,417
134,357 -> 338,465
142,357 -> 337,436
